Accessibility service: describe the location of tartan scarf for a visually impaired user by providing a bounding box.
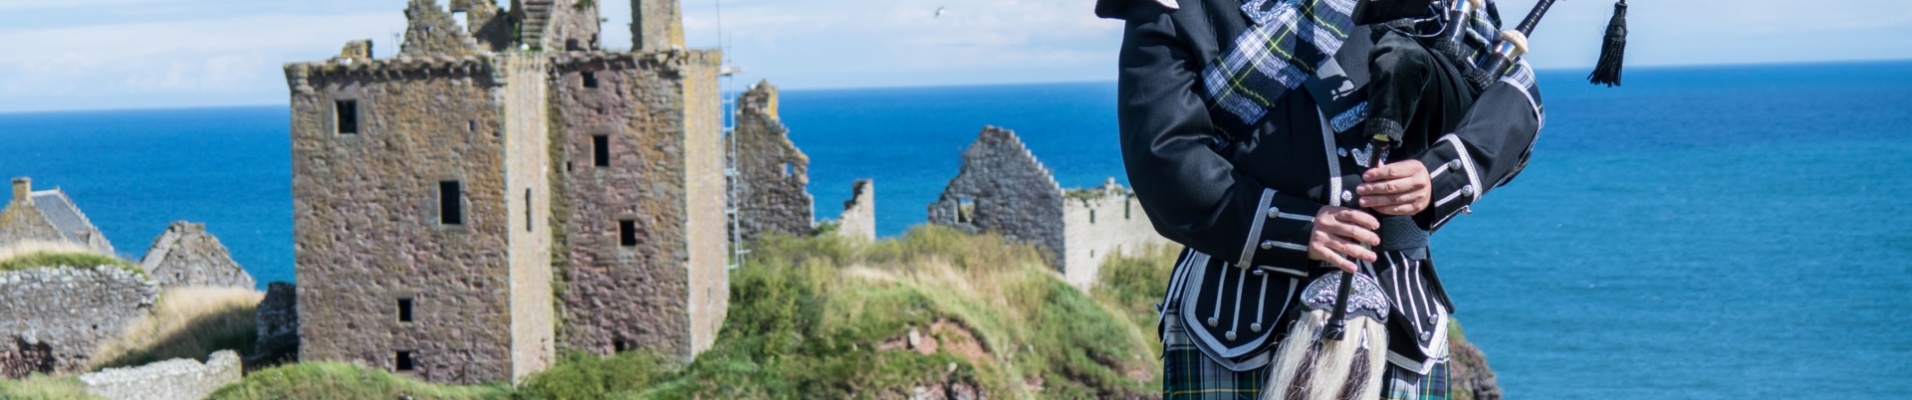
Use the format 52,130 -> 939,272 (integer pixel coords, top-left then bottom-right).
1201,0 -> 1546,134
1200,0 -> 1359,134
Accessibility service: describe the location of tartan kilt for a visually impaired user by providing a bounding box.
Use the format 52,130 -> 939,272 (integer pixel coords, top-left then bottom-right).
1163,309 -> 1450,400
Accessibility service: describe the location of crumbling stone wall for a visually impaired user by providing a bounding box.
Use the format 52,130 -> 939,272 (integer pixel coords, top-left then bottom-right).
548,49 -> 727,362
138,221 -> 255,289
1060,179 -> 1172,289
730,81 -> 815,241
836,180 -> 876,242
449,0 -> 513,52
287,54 -> 548,384
0,266 -> 160,377
927,126 -> 1066,264
78,350 -> 241,400
250,282 -> 298,369
399,0 -> 482,57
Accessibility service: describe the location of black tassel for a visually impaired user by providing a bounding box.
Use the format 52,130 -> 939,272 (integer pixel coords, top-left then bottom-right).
1588,0 -> 1628,87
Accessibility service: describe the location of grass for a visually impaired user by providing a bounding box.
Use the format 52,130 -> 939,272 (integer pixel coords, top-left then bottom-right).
205,226 -> 1164,399
88,287 -> 264,370
0,241 -> 140,277
0,374 -> 103,400
1091,245 -> 1180,358
207,362 -> 511,400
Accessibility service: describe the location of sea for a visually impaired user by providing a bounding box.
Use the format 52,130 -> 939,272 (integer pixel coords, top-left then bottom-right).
1,60 -> 1909,398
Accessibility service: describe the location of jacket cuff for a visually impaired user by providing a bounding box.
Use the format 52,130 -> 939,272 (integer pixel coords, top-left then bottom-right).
1237,188 -> 1322,269
1414,134 -> 1483,230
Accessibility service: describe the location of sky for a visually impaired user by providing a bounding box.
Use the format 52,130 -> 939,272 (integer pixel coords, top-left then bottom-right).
1,0 -> 1910,113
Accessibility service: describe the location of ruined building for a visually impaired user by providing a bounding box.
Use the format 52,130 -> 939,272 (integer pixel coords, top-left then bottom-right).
835,180 -> 876,242
927,127 -> 1171,288
0,177 -> 115,256
729,81 -> 815,241
139,221 -> 256,289
286,0 -> 725,384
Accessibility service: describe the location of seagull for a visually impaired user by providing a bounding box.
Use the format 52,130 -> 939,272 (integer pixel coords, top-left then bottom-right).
935,6 -> 945,18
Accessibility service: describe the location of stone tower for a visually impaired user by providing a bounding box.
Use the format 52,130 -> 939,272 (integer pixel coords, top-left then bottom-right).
633,0 -> 684,51
286,0 -> 726,385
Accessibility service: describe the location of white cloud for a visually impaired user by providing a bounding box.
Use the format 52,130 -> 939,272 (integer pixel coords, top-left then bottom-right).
0,12 -> 404,112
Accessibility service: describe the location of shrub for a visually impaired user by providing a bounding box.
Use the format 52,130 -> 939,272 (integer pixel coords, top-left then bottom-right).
90,287 -> 264,370
0,374 -> 102,400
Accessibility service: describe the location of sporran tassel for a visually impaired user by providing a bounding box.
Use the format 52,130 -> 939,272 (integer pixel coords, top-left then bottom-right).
1588,0 -> 1628,86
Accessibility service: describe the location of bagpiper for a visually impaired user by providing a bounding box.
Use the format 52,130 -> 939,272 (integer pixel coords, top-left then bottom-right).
1092,0 -> 1614,397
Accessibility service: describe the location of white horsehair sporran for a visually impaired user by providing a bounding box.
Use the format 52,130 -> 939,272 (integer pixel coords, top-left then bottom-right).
1262,270 -> 1390,400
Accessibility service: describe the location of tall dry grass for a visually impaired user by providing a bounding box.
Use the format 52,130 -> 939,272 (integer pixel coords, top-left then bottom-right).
88,287 -> 264,370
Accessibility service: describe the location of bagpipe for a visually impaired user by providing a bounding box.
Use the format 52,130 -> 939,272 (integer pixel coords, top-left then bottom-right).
1263,0 -> 1627,398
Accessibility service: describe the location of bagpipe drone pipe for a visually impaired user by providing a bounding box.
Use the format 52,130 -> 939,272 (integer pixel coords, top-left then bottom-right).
1262,1 -> 1628,399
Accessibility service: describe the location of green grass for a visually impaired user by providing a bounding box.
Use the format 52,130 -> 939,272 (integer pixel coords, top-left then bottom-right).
0,251 -> 141,277
1091,245 -> 1179,359
206,226 -> 1163,399
0,374 -> 103,400
207,362 -> 511,400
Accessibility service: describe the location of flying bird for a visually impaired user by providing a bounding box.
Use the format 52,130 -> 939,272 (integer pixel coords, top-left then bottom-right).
935,6 -> 945,18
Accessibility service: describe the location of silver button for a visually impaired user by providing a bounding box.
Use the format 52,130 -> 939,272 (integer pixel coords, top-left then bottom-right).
1420,331 -> 1432,341
1226,331 -> 1237,340
1207,317 -> 1219,327
1338,147 -> 1349,157
1447,159 -> 1463,172
1259,241 -> 1274,250
1252,269 -> 1265,276
1460,185 -> 1476,197
1251,323 -> 1263,333
1265,206 -> 1280,219
1341,191 -> 1354,202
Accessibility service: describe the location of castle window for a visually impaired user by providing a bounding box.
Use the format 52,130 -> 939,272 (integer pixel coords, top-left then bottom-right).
468,120 -> 477,132
524,189 -> 533,232
593,135 -> 610,167
1125,201 -> 1132,220
397,298 -> 414,323
781,162 -> 792,177
582,71 -> 599,88
956,197 -> 975,224
440,181 -> 464,226
335,100 -> 359,134
1089,209 -> 1097,224
566,39 -> 582,51
619,220 -> 638,247
452,11 -> 468,29
395,351 -> 416,372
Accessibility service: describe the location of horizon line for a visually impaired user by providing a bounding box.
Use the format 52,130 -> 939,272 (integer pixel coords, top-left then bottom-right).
4,58 -> 1907,116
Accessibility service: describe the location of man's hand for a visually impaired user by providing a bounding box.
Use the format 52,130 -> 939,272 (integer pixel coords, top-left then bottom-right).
1309,206 -> 1380,273
1358,160 -> 1431,216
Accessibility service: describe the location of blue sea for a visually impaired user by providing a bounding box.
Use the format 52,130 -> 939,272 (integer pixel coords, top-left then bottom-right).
2,61 -> 1910,398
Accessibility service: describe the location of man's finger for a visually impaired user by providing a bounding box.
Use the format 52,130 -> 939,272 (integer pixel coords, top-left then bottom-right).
1333,209 -> 1381,230
1322,219 -> 1380,246
1363,161 -> 1417,181
1326,237 -> 1377,263
1360,192 -> 1416,208
1312,242 -> 1360,273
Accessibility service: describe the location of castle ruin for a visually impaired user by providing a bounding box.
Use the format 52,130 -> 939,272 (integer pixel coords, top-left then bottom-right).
927,127 -> 1171,289
285,0 -> 725,384
729,81 -> 816,241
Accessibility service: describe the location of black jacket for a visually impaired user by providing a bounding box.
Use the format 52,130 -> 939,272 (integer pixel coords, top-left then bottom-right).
1099,0 -> 1542,370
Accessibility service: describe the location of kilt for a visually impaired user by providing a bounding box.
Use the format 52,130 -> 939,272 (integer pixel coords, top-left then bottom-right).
1163,309 -> 1450,400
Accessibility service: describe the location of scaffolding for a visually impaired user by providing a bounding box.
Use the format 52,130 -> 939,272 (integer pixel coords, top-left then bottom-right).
717,0 -> 747,271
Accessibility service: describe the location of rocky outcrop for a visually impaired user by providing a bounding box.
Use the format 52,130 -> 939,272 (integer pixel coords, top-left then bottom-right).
139,221 -> 254,290
78,350 -> 241,400
0,265 -> 159,377
1449,333 -> 1503,400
